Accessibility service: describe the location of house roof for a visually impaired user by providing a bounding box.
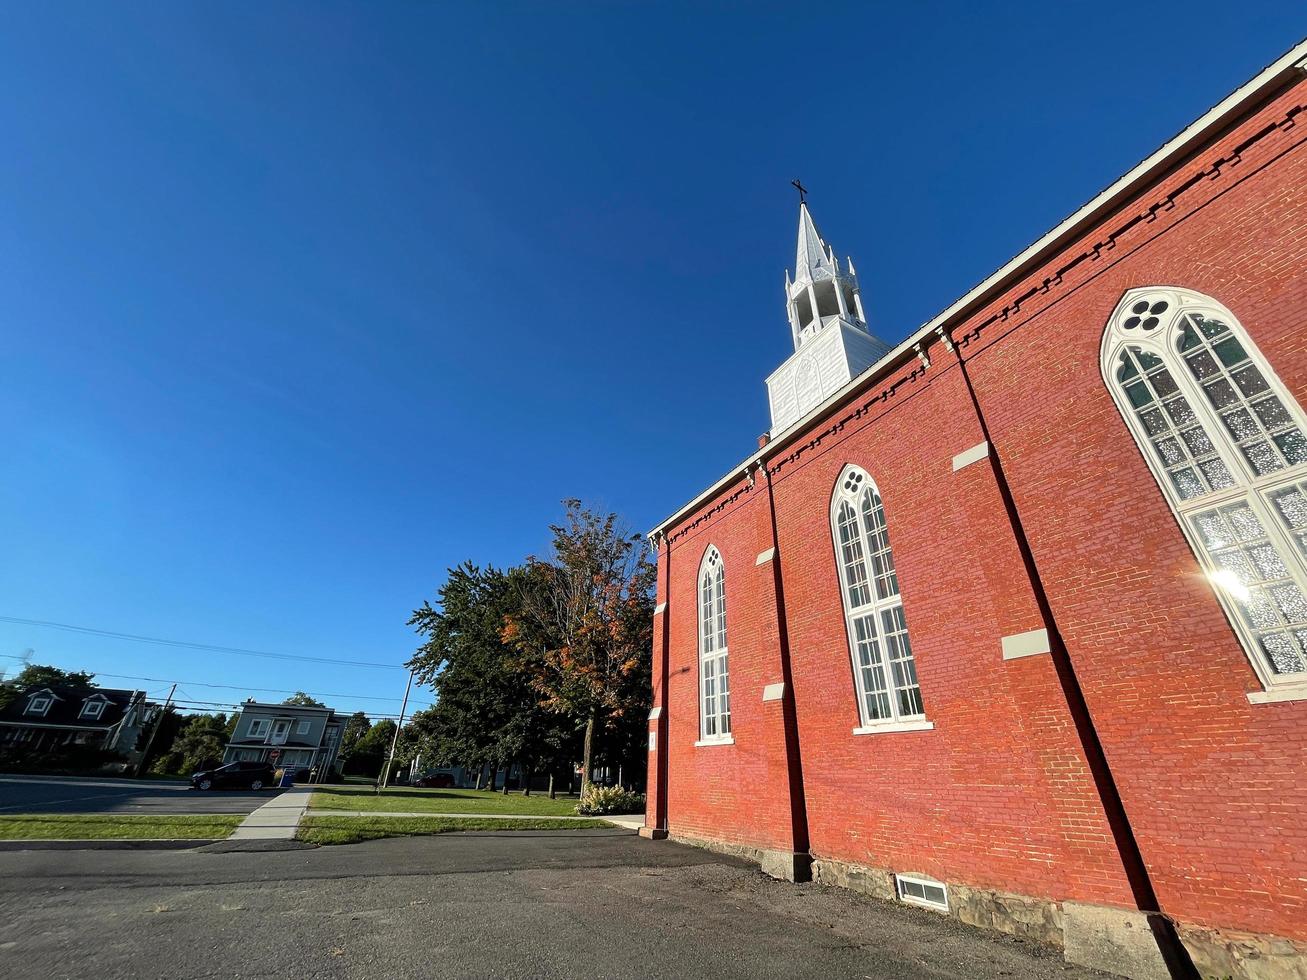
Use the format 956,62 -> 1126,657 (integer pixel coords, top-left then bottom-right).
234,702 -> 338,715
0,685 -> 144,729
648,38 -> 1307,541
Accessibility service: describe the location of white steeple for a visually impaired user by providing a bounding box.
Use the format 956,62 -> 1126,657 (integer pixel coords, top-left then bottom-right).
767,199 -> 890,434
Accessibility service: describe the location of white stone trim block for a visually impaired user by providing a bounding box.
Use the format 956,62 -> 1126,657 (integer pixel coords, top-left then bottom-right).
1247,684 -> 1307,705
761,683 -> 785,702
654,602 -> 666,615
951,440 -> 991,472
755,548 -> 776,565
647,707 -> 662,720
1002,628 -> 1051,660
852,720 -> 935,735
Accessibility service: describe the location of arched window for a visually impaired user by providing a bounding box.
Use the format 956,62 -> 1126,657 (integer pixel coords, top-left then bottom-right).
831,465 -> 926,729
698,546 -> 731,740
1102,287 -> 1307,692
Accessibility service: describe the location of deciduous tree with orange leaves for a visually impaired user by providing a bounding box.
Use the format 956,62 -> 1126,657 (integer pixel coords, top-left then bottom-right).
503,499 -> 655,792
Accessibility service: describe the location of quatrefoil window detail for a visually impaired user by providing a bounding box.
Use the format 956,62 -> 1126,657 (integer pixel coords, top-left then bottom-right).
841,471 -> 865,496
1121,298 -> 1170,332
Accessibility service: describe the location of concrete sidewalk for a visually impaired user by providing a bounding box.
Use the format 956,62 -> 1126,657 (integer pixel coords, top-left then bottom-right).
304,810 -> 646,830
229,787 -> 313,840
603,814 -> 643,831
307,810 -> 600,820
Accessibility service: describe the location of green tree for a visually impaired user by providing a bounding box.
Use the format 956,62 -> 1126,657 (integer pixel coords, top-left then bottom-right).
503,501 -> 655,792
339,710 -> 372,759
346,718 -> 396,778
282,692 -> 325,707
408,563 -> 578,793
0,663 -> 96,709
153,713 -> 229,774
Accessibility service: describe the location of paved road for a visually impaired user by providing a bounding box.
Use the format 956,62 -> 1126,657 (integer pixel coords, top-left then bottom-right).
0,829 -> 1106,979
0,775 -> 281,816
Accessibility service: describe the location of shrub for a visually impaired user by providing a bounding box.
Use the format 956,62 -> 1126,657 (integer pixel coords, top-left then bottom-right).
0,745 -> 125,776
575,785 -> 646,816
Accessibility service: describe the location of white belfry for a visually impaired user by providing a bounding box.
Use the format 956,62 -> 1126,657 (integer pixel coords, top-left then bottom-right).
766,203 -> 891,434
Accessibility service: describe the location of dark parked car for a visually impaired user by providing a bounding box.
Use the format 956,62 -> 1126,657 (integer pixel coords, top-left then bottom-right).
413,772 -> 456,788
190,761 -> 275,791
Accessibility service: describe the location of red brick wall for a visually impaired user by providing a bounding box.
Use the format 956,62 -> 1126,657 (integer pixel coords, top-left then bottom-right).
655,479 -> 803,853
649,76 -> 1307,942
957,80 -> 1307,939
773,358 -> 1144,909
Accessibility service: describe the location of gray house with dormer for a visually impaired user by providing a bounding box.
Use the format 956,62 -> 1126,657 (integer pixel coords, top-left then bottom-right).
0,685 -> 154,760
222,701 -> 344,776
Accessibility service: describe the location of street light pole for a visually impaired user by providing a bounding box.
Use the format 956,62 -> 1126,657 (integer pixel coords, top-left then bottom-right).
380,671 -> 413,790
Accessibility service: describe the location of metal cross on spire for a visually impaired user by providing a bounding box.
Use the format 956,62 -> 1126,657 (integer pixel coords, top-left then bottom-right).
791,178 -> 808,204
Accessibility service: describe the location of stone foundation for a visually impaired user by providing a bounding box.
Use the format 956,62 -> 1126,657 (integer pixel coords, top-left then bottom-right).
668,833 -> 811,882
1061,902 -> 1171,980
646,839 -> 1307,979
812,857 -> 1062,946
1177,922 -> 1307,980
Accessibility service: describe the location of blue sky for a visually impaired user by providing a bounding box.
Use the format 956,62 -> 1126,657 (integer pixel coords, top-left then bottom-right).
2,2 -> 1302,718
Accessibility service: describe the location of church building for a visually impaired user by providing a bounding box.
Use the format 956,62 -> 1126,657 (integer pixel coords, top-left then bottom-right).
641,39 -> 1307,980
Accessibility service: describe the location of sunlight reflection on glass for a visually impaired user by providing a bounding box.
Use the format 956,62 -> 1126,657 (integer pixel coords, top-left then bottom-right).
1210,569 -> 1251,602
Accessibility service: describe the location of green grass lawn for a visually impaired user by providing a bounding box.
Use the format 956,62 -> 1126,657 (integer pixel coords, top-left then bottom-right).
308,786 -> 581,817
0,813 -> 244,840
296,815 -> 610,846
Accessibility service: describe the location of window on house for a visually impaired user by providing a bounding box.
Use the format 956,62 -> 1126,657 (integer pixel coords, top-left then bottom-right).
1104,289 -> 1307,691
831,465 -> 926,729
25,696 -> 52,716
295,719 -> 311,735
248,718 -> 269,738
79,700 -> 105,720
698,546 -> 731,741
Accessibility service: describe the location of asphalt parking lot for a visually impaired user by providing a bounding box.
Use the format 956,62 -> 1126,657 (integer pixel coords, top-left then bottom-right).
0,829 -> 1107,979
0,775 -> 280,816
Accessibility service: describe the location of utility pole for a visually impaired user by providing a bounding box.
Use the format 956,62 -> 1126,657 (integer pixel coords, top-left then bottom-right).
380,671 -> 413,790
135,683 -> 176,778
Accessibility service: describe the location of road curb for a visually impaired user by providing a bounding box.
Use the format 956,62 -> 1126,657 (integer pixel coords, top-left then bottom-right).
0,838 -> 219,851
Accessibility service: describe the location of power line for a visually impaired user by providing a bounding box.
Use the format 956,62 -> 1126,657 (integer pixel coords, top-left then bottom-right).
90,671 -> 429,705
0,616 -> 404,669
161,696 -> 421,720
1,658 -> 433,716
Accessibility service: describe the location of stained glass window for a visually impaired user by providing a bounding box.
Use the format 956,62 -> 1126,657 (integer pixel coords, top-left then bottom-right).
1107,292 -> 1307,686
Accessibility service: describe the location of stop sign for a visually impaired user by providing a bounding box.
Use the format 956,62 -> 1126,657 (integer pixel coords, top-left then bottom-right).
269,749 -> 281,762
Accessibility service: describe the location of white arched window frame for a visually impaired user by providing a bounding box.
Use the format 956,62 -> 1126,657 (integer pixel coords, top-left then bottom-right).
1102,286 -> 1307,701
830,465 -> 931,732
697,546 -> 732,743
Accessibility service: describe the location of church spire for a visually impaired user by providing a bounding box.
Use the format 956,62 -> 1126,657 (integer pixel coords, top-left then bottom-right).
767,193 -> 891,435
794,202 -> 836,287
784,198 -> 868,351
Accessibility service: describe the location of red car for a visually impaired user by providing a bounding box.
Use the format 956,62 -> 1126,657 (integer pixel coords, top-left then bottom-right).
413,772 -> 456,788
